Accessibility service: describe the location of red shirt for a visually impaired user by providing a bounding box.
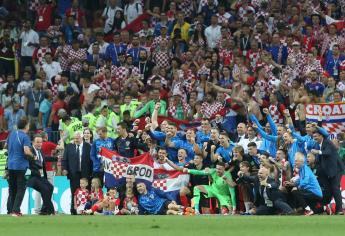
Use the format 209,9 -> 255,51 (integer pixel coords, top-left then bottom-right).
52,100 -> 68,124
36,4 -> 54,31
65,8 -> 85,27
42,141 -> 57,171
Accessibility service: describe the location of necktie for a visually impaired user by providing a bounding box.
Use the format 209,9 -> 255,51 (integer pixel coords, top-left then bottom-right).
76,144 -> 81,171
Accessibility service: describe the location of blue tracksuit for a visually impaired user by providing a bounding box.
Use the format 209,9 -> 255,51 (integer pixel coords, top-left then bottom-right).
250,114 -> 278,157
138,188 -> 174,215
90,138 -> 115,172
290,125 -> 329,152
296,164 -> 323,198
196,130 -> 210,145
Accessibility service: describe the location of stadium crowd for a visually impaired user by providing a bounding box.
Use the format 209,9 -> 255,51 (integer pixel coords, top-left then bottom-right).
0,0 -> 345,216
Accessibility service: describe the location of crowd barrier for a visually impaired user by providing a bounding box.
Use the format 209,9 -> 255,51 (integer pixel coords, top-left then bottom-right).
0,176 -> 345,215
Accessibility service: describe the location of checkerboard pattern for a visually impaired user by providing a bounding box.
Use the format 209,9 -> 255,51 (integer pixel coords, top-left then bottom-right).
110,162 -> 129,179
323,122 -> 345,134
153,179 -> 167,191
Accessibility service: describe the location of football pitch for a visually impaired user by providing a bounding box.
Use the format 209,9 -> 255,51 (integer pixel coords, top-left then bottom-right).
0,215 -> 344,236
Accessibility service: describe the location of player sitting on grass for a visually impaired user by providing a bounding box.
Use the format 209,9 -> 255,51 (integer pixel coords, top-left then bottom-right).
183,162 -> 236,215
136,182 -> 184,215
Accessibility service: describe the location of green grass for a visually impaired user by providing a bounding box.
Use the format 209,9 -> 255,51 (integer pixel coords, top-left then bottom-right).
0,215 -> 344,236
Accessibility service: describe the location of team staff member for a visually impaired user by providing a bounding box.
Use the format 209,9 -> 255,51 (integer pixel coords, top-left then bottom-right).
7,118 -> 34,216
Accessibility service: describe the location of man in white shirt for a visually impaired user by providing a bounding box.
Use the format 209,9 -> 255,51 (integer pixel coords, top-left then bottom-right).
124,0 -> 143,24
204,15 -> 221,49
102,0 -> 123,34
87,32 -> 109,55
20,20 -> 39,71
42,52 -> 62,84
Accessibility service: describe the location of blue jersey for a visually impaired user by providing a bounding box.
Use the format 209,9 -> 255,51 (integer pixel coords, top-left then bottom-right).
90,138 -> 115,172
173,140 -> 196,163
138,188 -> 173,215
216,145 -> 234,162
7,130 -> 31,170
196,131 -> 210,145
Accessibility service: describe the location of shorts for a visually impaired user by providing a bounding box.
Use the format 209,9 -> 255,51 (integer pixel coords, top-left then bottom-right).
157,200 -> 171,215
204,186 -> 231,207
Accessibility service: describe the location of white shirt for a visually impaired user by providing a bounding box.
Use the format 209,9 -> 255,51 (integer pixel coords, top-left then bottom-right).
239,137 -> 262,154
102,6 -> 123,33
124,2 -> 143,24
20,29 -> 39,56
76,143 -> 83,171
42,61 -> 62,84
87,41 -> 109,55
153,161 -> 174,171
17,80 -> 33,94
204,25 -> 221,49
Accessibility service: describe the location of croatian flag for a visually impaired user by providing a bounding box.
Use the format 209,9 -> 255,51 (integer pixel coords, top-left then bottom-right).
305,103 -> 345,136
100,147 -> 154,188
152,169 -> 190,201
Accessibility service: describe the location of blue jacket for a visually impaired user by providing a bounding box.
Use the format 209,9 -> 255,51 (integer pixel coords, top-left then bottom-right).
138,188 -> 174,215
250,114 -> 278,157
290,125 -> 329,152
196,131 -> 210,145
90,138 -> 115,172
287,140 -> 306,167
105,43 -> 127,65
297,164 -> 323,198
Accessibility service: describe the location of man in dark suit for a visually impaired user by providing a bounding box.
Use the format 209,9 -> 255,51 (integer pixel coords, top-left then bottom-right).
27,135 -> 55,215
238,166 -> 293,215
312,130 -> 345,215
62,131 -> 92,215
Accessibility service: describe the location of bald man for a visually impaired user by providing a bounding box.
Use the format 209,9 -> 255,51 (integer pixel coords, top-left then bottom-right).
238,166 -> 293,215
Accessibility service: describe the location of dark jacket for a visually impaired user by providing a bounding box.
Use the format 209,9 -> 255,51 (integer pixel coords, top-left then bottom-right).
240,175 -> 283,206
319,139 -> 345,178
62,142 -> 92,179
28,147 -> 47,179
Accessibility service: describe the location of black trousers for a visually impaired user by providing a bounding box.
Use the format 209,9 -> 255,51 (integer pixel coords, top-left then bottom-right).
27,176 -> 54,214
69,173 -> 82,215
8,170 -> 27,214
0,58 -> 15,77
256,199 -> 293,215
291,189 -> 321,210
320,173 -> 343,212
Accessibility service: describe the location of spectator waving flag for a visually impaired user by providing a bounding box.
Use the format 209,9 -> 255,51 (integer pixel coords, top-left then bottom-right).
153,169 -> 190,201
305,103 -> 345,136
100,147 -> 154,188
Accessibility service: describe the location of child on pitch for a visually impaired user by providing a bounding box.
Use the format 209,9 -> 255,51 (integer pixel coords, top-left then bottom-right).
85,178 -> 104,211
74,178 -> 90,214
86,188 -> 120,215
120,188 -> 139,215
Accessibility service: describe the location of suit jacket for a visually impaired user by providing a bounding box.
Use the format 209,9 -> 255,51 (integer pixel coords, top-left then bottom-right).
28,147 -> 47,179
319,139 -> 345,178
62,142 -> 92,179
240,175 -> 283,207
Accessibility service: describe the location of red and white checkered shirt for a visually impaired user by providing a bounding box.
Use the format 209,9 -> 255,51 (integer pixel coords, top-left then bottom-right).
74,188 -> 90,208
200,101 -> 223,119
32,47 -> 53,67
219,49 -> 234,66
247,50 -> 261,70
153,50 -> 172,68
29,0 -> 40,11
255,79 -> 269,98
319,34 -> 345,56
287,51 -> 307,75
56,44 -> 72,71
113,66 -> 140,90
269,104 -> 285,124
217,12 -> 231,25
197,65 -> 211,77
152,36 -> 170,49
302,59 -> 323,77
96,74 -> 112,94
67,48 -> 87,73
90,188 -> 104,201
178,0 -> 194,18
168,100 -> 191,118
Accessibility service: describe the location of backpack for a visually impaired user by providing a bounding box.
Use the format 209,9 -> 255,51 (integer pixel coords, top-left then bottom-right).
125,2 -> 140,14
